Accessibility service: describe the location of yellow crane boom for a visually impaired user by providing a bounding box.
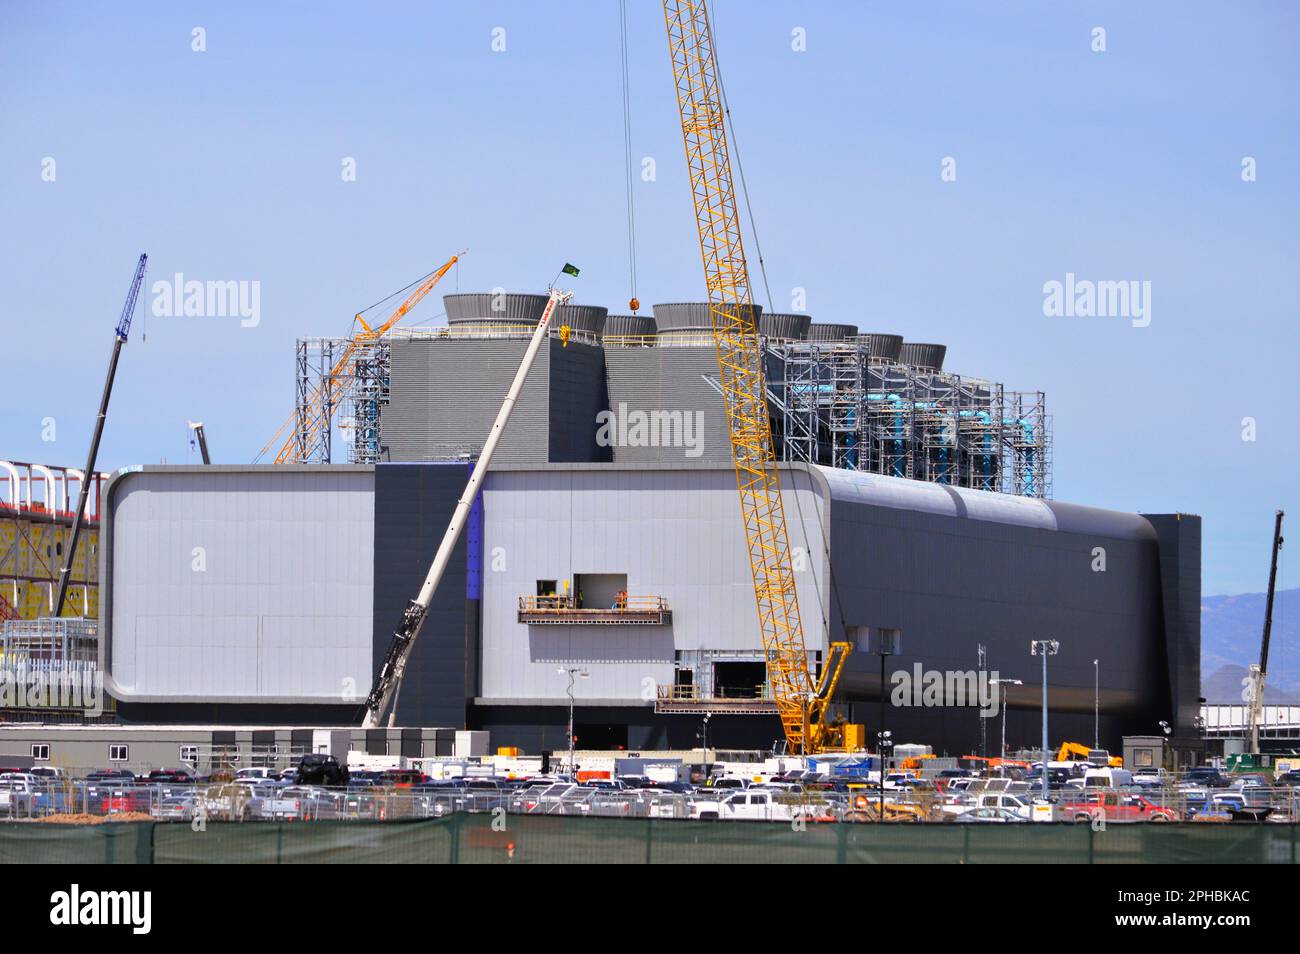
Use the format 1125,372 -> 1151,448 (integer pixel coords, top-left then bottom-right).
255,254 -> 460,464
661,1 -> 844,753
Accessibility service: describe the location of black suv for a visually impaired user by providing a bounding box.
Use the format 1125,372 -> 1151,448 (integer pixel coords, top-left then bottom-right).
294,754 -> 349,787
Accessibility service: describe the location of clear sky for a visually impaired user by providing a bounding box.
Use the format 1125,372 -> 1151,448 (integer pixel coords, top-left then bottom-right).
1,1 -> 1296,595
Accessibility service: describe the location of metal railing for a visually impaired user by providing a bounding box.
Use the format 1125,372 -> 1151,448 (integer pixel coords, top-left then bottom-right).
517,594 -> 669,613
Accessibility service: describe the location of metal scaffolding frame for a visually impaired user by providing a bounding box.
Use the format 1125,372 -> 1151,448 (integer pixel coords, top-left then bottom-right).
770,340 -> 1051,498
290,330 -> 1052,495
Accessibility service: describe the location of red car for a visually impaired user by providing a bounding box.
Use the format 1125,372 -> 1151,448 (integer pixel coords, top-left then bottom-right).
1064,791 -> 1177,823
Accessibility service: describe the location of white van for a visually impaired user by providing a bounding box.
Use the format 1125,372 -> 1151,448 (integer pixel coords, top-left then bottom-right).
1084,767 -> 1133,788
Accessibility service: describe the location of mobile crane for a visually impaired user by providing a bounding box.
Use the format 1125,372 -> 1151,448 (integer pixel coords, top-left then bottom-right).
1246,510 -> 1285,754
361,280 -> 575,728
53,253 -> 148,617
660,1 -> 850,753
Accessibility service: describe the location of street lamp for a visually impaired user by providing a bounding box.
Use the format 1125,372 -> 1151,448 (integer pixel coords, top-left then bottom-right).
557,666 -> 589,777
989,678 -> 1023,776
700,712 -> 712,761
874,628 -> 900,822
1093,658 -> 1100,749
1030,640 -> 1059,804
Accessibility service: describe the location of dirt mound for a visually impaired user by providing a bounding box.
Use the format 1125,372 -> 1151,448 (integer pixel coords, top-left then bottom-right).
39,812 -> 154,824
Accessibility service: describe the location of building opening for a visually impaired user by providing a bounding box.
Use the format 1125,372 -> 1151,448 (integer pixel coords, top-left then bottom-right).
713,661 -> 767,699
573,573 -> 627,610
573,721 -> 628,750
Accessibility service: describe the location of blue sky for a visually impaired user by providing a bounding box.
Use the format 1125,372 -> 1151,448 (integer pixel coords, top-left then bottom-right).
1,1 -> 1296,595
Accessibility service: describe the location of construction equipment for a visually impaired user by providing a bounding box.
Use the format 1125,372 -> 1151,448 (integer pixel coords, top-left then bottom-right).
661,1 -> 847,752
1056,742 -> 1122,768
53,253 -> 148,617
361,282 -> 574,728
1247,510 -> 1285,754
187,421 -> 211,464
256,253 -> 461,464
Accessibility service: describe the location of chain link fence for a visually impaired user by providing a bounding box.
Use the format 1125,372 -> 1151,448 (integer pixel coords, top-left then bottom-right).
1,814 -> 1297,864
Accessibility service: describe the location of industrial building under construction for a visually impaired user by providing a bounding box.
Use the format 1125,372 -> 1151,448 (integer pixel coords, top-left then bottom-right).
0,3 -> 1204,771
23,289 -> 1192,760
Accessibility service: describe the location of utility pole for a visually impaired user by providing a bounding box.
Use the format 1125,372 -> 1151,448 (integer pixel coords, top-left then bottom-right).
1031,640 -> 1059,804
1094,658 -> 1100,750
990,678 -> 1022,775
978,644 -> 987,758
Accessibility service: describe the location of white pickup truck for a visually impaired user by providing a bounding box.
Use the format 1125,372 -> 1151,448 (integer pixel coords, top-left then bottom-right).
692,789 -> 832,822
0,779 -> 38,815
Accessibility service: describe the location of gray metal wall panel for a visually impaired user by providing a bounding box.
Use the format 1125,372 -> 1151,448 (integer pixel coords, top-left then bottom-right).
104,467 -> 374,702
384,338 -> 551,463
601,347 -> 735,464
477,467 -> 828,703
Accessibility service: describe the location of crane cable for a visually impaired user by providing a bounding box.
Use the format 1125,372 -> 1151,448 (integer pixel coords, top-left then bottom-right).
619,0 -> 640,313
710,2 -> 853,658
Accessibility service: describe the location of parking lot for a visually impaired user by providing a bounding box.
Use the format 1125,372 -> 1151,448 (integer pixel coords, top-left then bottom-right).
3,762 -> 1299,826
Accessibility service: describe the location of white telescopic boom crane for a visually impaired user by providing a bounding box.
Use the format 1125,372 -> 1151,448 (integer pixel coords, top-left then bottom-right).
361,283 -> 575,728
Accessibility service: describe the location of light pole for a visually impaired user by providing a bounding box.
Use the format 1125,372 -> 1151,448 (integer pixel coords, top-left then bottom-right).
1030,640 -> 1059,804
700,712 -> 712,761
874,628 -> 900,822
557,667 -> 589,777
989,678 -> 1023,776
1093,658 -> 1100,749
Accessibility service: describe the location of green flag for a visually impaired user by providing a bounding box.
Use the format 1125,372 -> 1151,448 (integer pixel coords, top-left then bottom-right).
561,263 -> 580,276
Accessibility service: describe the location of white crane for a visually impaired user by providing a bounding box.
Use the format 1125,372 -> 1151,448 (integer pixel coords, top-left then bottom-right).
361,281 -> 575,728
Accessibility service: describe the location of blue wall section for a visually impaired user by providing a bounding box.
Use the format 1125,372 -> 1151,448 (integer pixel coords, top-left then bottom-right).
372,463 -> 473,728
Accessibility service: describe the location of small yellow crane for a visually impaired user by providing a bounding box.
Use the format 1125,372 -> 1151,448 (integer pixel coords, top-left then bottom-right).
256,253 -> 461,464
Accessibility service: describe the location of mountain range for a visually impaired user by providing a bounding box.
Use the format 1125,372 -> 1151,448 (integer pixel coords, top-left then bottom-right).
1201,587 -> 1298,704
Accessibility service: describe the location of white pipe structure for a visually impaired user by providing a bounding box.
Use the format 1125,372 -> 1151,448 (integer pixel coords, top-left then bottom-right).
31,464 -> 55,513
361,284 -> 574,728
67,469 -> 85,518
0,461 -> 19,509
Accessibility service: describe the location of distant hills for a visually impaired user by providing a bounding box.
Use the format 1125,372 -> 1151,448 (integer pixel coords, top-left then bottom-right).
1201,587 -> 1299,703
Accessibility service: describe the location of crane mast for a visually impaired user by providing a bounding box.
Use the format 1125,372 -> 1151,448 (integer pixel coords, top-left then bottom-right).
362,283 -> 574,728
54,253 -> 148,617
661,1 -> 843,753
1247,509 -> 1285,754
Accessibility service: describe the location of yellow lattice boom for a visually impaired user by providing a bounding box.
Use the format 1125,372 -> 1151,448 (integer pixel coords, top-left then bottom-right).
256,254 -> 461,465
662,0 -> 847,753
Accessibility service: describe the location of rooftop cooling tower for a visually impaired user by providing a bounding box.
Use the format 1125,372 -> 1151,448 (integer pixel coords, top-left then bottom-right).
899,342 -> 947,371
805,322 -> 859,341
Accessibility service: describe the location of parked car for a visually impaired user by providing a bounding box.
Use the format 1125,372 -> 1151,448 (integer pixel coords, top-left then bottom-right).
1132,767 -> 1168,787
0,778 -> 39,815
294,754 -> 348,787
1063,791 -> 1177,823
151,792 -> 203,821
1182,768 -> 1230,789
955,807 -> 1026,823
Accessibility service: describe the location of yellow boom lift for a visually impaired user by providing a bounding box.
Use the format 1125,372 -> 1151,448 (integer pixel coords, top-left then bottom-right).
661,0 -> 850,753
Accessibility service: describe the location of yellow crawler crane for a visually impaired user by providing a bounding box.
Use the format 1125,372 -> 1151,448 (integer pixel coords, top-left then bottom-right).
661,0 -> 849,753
